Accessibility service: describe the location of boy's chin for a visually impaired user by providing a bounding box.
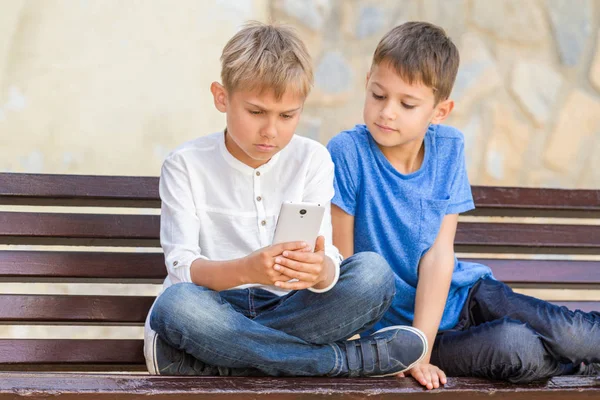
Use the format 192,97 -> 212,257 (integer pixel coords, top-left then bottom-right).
369,131 -> 402,148
247,150 -> 277,162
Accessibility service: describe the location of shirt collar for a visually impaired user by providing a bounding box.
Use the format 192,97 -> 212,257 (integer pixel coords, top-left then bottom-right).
218,129 -> 282,175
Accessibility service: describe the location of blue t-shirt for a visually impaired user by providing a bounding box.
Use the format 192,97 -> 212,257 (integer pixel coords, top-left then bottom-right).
327,124 -> 492,332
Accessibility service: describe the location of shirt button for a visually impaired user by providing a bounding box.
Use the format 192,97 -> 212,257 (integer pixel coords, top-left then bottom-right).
261,220 -> 266,226
173,261 -> 178,266
256,171 -> 261,176
256,196 -> 262,202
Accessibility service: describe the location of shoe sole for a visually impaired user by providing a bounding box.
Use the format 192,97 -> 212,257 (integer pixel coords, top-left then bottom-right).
370,325 -> 428,377
150,331 -> 160,375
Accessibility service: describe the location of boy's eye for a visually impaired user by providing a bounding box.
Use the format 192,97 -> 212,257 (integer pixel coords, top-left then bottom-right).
372,93 -> 385,100
402,103 -> 416,110
249,110 -> 263,115
281,114 -> 293,119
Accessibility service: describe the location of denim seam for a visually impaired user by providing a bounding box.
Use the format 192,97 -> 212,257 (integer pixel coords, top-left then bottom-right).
162,325 -> 326,376
248,289 -> 256,318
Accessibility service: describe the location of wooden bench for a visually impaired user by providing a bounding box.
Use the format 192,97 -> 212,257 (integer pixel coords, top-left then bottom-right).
0,172 -> 598,398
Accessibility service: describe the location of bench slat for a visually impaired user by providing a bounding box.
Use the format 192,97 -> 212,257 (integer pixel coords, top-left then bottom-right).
1,252 -> 599,285
0,374 -> 598,399
466,259 -> 600,284
0,340 -> 143,364
0,295 -> 154,324
1,212 -> 598,253
0,173 -> 159,208
2,173 -> 598,216
0,212 -> 160,247
455,223 -> 600,254
0,251 -> 165,281
469,186 -> 600,217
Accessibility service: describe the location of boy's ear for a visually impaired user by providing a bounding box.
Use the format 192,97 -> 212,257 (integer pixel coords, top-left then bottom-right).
211,82 -> 228,113
430,99 -> 454,124
365,71 -> 371,89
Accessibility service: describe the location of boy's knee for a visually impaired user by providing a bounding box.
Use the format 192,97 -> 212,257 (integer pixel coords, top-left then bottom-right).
543,310 -> 600,363
485,320 -> 548,383
342,252 -> 395,296
150,283 -> 217,333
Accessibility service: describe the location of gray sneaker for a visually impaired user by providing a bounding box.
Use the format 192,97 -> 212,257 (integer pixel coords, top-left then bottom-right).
154,335 -> 221,376
338,326 -> 427,377
154,335 -> 265,376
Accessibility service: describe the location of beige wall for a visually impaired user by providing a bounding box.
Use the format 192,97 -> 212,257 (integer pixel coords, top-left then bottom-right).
0,0 -> 599,188
0,0 -> 268,175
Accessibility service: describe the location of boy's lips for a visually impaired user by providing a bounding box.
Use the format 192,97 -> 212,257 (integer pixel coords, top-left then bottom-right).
254,144 -> 276,152
375,123 -> 397,132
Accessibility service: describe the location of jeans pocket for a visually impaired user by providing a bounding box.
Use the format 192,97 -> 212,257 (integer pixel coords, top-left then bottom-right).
419,198 -> 450,250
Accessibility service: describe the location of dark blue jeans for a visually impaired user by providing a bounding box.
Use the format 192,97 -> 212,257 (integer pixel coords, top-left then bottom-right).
149,252 -> 396,376
431,277 -> 600,382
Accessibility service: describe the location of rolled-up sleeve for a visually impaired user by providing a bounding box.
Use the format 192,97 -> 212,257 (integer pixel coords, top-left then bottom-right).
302,148 -> 343,293
159,156 -> 208,283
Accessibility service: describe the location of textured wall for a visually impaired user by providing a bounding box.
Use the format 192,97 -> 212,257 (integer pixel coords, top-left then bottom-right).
0,0 -> 599,188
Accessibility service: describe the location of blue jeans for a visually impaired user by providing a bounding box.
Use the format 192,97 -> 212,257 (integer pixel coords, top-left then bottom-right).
149,252 -> 396,376
432,277 -> 600,382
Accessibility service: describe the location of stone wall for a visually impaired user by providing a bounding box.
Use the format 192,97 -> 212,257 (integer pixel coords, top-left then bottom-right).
275,0 -> 600,188
0,0 -> 599,188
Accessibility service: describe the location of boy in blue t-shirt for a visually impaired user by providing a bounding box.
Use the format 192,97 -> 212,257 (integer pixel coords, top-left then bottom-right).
328,21 -> 599,389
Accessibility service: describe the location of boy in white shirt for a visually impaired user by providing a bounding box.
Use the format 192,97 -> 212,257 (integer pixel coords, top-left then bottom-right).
144,21 -> 427,377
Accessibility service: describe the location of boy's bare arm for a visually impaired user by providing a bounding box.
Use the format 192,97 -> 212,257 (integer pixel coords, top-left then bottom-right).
331,205 -> 354,258
190,258 -> 248,291
189,241 -> 306,291
407,213 -> 458,389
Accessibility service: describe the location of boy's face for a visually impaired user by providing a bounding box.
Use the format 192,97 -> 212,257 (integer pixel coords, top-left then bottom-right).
363,62 -> 453,151
211,82 -> 304,169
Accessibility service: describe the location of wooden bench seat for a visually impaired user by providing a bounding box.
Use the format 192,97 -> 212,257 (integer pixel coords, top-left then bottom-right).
0,172 -> 598,398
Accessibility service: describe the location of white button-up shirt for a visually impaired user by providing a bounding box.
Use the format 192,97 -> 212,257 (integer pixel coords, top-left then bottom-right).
159,130 -> 342,295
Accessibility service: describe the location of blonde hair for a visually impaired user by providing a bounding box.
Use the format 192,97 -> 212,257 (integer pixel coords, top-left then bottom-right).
220,21 -> 313,100
372,21 -> 459,104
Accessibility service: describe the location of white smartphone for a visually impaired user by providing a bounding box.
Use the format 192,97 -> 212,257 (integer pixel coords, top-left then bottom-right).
272,202 -> 325,251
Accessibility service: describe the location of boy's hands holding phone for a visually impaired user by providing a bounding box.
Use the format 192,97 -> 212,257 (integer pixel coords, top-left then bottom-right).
242,241 -> 309,286
242,237 -> 331,290
272,236 -> 332,290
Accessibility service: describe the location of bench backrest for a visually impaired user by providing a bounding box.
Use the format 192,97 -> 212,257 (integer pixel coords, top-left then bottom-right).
0,173 -> 598,371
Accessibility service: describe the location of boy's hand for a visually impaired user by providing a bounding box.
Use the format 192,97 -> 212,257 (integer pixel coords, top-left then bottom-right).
272,236 -> 329,290
243,241 -> 308,285
397,362 -> 447,390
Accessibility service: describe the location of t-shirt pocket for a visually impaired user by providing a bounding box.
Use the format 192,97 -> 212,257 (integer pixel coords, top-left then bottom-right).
419,197 -> 450,250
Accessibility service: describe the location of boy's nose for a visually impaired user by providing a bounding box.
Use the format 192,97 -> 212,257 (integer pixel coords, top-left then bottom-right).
261,120 -> 277,139
380,105 -> 397,121
381,107 -> 396,121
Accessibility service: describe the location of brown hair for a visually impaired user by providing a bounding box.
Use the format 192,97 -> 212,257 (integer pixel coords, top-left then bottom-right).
220,21 -> 313,100
372,21 -> 459,103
